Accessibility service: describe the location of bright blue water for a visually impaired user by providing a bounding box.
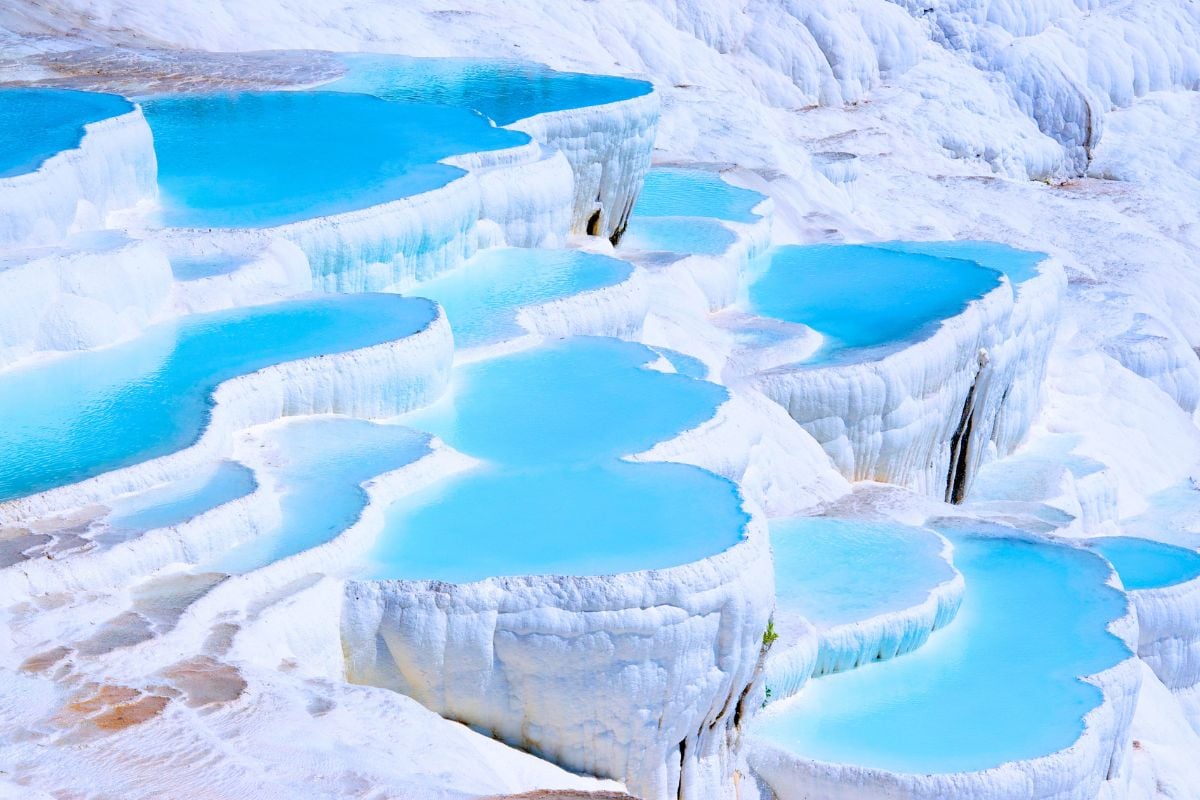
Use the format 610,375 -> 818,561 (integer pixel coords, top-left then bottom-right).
876,241 -> 1046,285
649,346 -> 709,380
620,217 -> 737,256
0,88 -> 132,178
105,462 -> 256,532
1090,536 -> 1200,591
409,248 -> 631,348
754,535 -> 1130,773
142,91 -> 528,228
632,168 -> 765,223
772,518 -> 953,628
0,294 -> 436,503
748,245 -> 1003,361
210,419 -> 431,574
329,54 -> 652,126
362,337 -> 746,582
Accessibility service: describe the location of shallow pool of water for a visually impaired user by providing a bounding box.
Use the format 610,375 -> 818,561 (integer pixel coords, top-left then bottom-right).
361,337 -> 745,582
0,88 -> 133,179
747,245 -> 1003,361
772,517 -> 953,629
619,217 -> 737,256
1089,536 -> 1200,591
0,294 -> 436,503
754,534 -> 1130,773
328,54 -> 652,126
876,241 -> 1047,285
104,461 -> 256,535
631,168 -> 765,223
143,91 -> 527,228
408,248 -> 631,348
210,418 -> 431,575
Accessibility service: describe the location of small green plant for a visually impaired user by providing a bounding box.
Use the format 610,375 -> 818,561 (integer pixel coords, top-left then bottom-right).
762,619 -> 778,648
761,686 -> 773,708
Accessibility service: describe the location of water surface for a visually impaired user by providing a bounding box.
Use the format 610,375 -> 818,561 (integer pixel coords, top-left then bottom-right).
1090,536 -> 1200,591
0,88 -> 132,178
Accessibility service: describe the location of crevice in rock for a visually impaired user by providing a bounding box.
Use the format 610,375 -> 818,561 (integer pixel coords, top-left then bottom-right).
946,358 -> 986,505
676,737 -> 687,800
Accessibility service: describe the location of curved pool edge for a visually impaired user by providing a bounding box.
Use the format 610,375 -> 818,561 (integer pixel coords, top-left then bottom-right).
0,302 -> 454,527
0,102 -> 157,250
746,532 -> 1141,800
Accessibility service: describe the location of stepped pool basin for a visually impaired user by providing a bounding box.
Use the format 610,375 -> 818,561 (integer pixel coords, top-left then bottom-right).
747,244 -> 1003,363
876,240 -> 1047,285
102,461 -> 256,539
359,336 -> 746,582
408,247 -> 631,348
0,294 -> 437,503
142,91 -> 528,228
210,418 -> 431,575
327,53 -> 653,126
0,88 -> 133,179
619,217 -> 738,256
631,167 -> 765,223
753,534 -> 1130,774
772,517 -> 955,630
1089,536 -> 1200,591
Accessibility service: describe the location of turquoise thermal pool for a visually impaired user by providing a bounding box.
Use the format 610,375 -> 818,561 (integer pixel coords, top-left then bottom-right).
876,240 -> 1047,285
631,168 -> 765,223
359,336 -> 747,583
1089,536 -> 1200,591
328,54 -> 653,126
408,248 -> 632,348
747,244 -> 1004,361
620,217 -> 738,256
103,461 -> 256,537
210,418 -> 432,575
771,517 -> 954,629
0,87 -> 133,179
142,91 -> 528,228
753,535 -> 1130,774
0,294 -> 437,503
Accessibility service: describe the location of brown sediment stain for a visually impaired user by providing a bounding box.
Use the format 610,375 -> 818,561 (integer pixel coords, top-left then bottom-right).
58,683 -> 171,735
19,646 -> 71,674
160,656 -> 246,708
91,695 -> 169,731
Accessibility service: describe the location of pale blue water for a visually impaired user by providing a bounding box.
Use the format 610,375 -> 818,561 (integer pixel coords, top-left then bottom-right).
408,248 -> 631,348
632,168 -> 765,223
0,294 -> 437,503
142,91 -> 527,228
105,462 -> 256,533
619,217 -> 737,256
876,241 -> 1046,284
649,347 -> 708,380
211,419 -> 431,574
772,518 -> 953,628
1090,536 -> 1200,591
170,254 -> 242,281
362,337 -> 746,582
329,54 -> 652,126
0,88 -> 132,178
754,535 -> 1130,773
748,245 -> 1003,361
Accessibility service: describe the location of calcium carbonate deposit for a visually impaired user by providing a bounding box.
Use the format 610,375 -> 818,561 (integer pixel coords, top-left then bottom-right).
1,3 -> 1200,799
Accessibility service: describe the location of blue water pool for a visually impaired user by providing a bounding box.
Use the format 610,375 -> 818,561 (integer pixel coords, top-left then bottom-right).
747,245 -> 1003,361
1089,536 -> 1200,591
104,461 -> 256,534
142,91 -> 528,228
619,217 -> 738,256
876,241 -> 1047,285
0,88 -> 132,179
360,336 -> 746,582
754,535 -> 1130,773
328,54 -> 652,126
408,248 -> 631,348
772,517 -> 954,629
210,419 -> 431,574
0,294 -> 437,503
631,168 -> 765,223
648,347 -> 709,380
